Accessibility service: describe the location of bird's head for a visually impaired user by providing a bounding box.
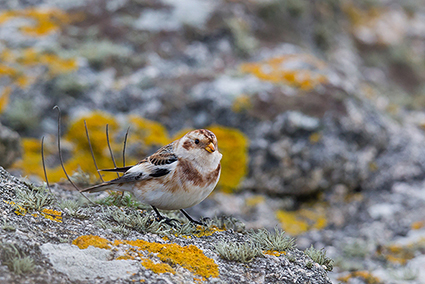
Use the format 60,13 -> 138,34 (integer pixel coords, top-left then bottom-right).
176,129 -> 222,163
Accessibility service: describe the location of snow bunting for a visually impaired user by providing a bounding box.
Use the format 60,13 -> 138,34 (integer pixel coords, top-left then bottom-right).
81,129 -> 222,225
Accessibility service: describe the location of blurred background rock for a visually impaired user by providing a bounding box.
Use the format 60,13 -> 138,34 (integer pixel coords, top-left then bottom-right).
1,0 -> 425,283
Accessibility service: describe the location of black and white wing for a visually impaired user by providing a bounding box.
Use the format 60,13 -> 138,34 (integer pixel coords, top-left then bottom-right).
80,142 -> 178,193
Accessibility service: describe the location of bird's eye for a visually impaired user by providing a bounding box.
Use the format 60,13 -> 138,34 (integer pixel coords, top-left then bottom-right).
195,139 -> 200,144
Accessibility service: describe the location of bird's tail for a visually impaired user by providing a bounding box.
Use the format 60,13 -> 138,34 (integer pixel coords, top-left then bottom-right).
80,182 -> 115,193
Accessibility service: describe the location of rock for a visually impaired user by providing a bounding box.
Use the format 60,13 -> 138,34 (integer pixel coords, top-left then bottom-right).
0,167 -> 332,283
0,123 -> 21,168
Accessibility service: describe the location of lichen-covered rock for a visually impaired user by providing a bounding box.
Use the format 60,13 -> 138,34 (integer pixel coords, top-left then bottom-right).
0,167 -> 332,284
0,123 -> 21,168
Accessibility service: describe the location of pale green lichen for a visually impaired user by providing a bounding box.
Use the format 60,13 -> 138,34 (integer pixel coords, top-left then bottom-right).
304,245 -> 333,271
249,227 -> 296,252
13,185 -> 54,212
0,243 -> 35,275
214,242 -> 263,263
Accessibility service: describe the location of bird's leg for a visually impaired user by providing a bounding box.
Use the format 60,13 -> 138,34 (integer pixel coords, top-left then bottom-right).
180,209 -> 206,226
151,206 -> 180,226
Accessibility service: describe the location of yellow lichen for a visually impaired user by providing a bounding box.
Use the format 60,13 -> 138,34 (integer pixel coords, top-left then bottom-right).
40,208 -> 62,222
232,94 -> 252,113
263,250 -> 285,257
378,244 -> 415,265
0,9 -> 77,95
208,125 -> 248,193
411,221 -> 425,230
3,199 -> 62,222
240,55 -> 328,91
276,203 -> 328,236
73,236 -> 219,280
338,271 -> 382,284
72,235 -> 112,250
309,132 -> 321,144
192,226 -> 224,238
0,8 -> 70,36
245,195 -> 265,207
0,47 -> 77,97
0,86 -> 11,114
141,259 -> 175,274
128,116 -> 169,153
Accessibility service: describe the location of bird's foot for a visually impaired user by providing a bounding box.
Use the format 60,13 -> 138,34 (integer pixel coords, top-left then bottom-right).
155,215 -> 181,227
180,209 -> 209,226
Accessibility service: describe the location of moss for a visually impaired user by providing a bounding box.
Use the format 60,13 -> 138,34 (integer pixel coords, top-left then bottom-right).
240,55 -> 328,91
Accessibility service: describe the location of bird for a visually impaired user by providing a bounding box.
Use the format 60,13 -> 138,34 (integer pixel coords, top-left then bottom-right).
81,129 -> 222,225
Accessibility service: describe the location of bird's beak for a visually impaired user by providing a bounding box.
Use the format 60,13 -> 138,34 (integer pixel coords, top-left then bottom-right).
205,142 -> 215,153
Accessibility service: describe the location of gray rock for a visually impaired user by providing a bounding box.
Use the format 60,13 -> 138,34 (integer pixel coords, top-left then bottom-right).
0,123 -> 21,168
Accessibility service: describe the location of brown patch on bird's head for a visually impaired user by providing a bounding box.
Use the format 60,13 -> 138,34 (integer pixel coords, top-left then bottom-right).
182,140 -> 192,150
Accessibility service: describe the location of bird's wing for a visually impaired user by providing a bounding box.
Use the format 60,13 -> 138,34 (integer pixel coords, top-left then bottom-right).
81,142 -> 178,193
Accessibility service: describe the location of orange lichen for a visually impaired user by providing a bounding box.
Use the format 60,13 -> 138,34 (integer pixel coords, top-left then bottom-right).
338,271 -> 382,284
240,55 -> 328,91
276,203 -> 328,236
72,235 -> 112,250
